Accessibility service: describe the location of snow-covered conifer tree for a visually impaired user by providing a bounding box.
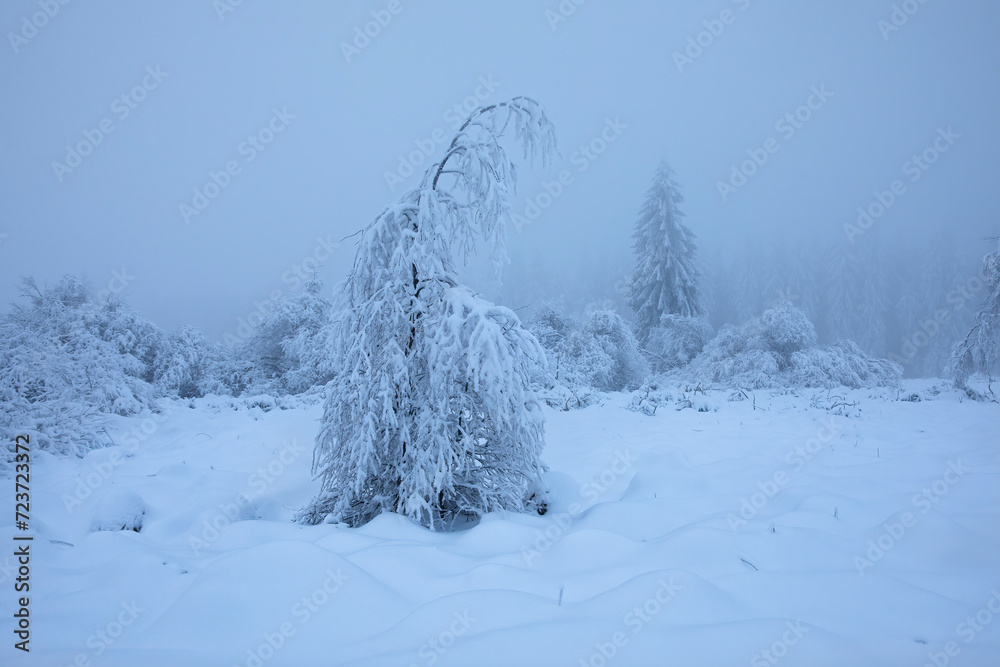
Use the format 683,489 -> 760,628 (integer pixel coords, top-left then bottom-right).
297,98 -> 557,529
951,237 -> 1000,387
626,160 -> 704,342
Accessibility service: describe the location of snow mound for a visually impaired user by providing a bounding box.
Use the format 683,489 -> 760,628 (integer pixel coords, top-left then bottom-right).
90,488 -> 146,532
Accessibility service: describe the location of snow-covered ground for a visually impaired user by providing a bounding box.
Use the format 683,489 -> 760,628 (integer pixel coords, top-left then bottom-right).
8,380 -> 1000,666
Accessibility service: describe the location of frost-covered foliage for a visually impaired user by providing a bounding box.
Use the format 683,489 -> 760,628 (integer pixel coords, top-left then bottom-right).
152,325 -> 229,398
528,307 -> 648,395
230,279 -> 334,396
687,302 -> 901,389
645,315 -> 714,373
580,310 -> 649,391
951,237 -> 1000,387
788,341 -> 902,390
0,277 -> 160,466
94,298 -> 166,383
298,98 -> 557,529
626,160 -> 704,342
627,379 -> 675,416
753,303 -> 818,356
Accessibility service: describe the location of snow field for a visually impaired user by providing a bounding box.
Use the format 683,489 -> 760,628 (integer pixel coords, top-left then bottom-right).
5,380 -> 999,666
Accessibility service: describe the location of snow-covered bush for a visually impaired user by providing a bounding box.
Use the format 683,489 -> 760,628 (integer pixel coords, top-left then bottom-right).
789,341 -> 902,389
754,303 -> 817,357
527,305 -> 575,354
231,279 -> 334,396
687,303 -> 900,389
1,277 -> 162,469
297,97 -> 556,529
152,325 -> 229,398
94,298 -> 167,383
581,310 -> 648,391
528,307 -> 648,395
627,379 -> 675,415
645,315 -> 714,372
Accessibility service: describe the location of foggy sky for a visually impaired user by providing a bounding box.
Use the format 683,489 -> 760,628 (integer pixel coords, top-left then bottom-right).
2,0 -> 998,341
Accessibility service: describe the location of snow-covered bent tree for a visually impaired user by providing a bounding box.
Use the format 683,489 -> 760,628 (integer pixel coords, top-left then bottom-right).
297,98 -> 557,529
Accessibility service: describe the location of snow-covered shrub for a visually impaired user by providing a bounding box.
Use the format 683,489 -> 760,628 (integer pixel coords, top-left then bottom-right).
754,303 -> 817,357
686,303 -> 900,389
528,308 -> 648,394
581,310 -> 649,391
232,279 -> 334,396
189,391 -> 323,416
152,325 -> 229,398
1,277 -> 161,469
555,326 -> 615,389
523,308 -> 605,409
94,298 -> 167,383
789,341 -> 902,389
645,315 -> 714,372
527,306 -> 574,354
297,97 -> 556,529
627,379 -> 675,415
